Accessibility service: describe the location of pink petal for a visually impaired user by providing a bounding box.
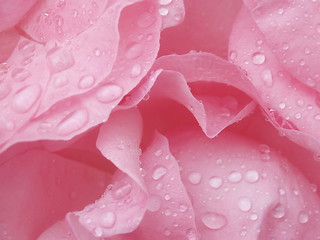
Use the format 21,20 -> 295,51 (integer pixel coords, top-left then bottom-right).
0,0 -> 38,32
243,0 -> 320,92
0,0 -> 161,153
67,170 -> 147,239
138,53 -> 255,138
0,28 -> 19,63
157,0 -> 185,30
0,149 -> 111,240
18,0 -> 109,42
97,108 -> 145,190
168,127 -> 320,239
131,132 -> 198,240
229,6 -> 320,155
159,0 -> 242,58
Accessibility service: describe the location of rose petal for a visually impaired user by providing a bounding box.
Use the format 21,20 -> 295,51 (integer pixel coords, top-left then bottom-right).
0,0 -> 162,153
97,108 -> 145,190
18,0 -> 109,42
159,0 -> 242,58
131,132 -> 198,239
229,6 -> 320,155
0,28 -> 19,63
157,0 -> 185,30
243,0 -> 320,92
168,127 -> 320,239
0,149 -> 110,239
0,0 -> 38,32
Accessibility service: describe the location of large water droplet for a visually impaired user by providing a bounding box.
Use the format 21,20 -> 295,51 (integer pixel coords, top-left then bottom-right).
78,75 -> 95,89
244,170 -> 259,183
272,204 -> 285,219
124,42 -> 143,59
152,165 -> 167,180
188,172 -> 202,185
252,52 -> 266,65
52,75 -> 69,88
96,84 -> 122,103
47,48 -> 75,73
18,41 -> 36,55
209,176 -> 223,189
228,171 -> 242,183
11,84 -> 41,113
201,212 -> 227,230
56,108 -> 89,136
111,182 -> 132,200
100,211 -> 116,228
298,211 -> 309,224
11,68 -> 31,82
238,197 -> 252,212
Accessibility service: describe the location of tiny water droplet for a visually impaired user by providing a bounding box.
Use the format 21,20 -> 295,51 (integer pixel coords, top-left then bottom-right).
100,211 -> 116,228
282,42 -> 289,50
298,211 -> 309,224
124,42 -> 143,59
93,227 -> 103,237
208,176 -> 223,189
229,51 -> 237,62
52,75 -> 69,88
11,84 -> 41,113
164,194 -> 171,201
252,52 -> 266,65
94,48 -> 101,57
56,108 -> 89,136
152,165 -> 167,180
188,172 -> 202,185
130,63 -> 142,77
238,197 -> 252,212
159,7 -> 169,16
179,204 -> 188,213
78,75 -> 95,89
261,69 -> 273,87
201,212 -> 227,230
249,213 -> 258,221
278,102 -> 286,109
272,204 -> 285,219
96,84 -> 122,103
228,171 -> 242,183
154,149 -> 163,157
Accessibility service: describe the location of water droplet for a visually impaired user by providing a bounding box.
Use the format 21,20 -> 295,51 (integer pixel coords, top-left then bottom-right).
159,7 -> 169,16
55,15 -> 64,26
179,204 -> 188,213
164,194 -> 171,201
147,195 -> 161,212
252,52 -> 266,65
52,75 -> 69,88
278,102 -> 286,109
188,172 -> 202,185
164,208 -> 171,216
124,42 -> 143,59
245,170 -> 259,183
299,59 -> 306,66
227,171 -> 242,183
294,112 -> 302,119
112,182 -> 132,200
93,227 -> 103,237
78,75 -> 95,89
229,51 -> 237,62
272,204 -> 285,219
100,211 -> 116,228
94,48 -> 101,57
18,41 -> 36,55
249,213 -> 258,221
47,48 -> 75,73
278,188 -> 286,196
96,84 -> 122,103
56,108 -> 89,136
159,0 -> 172,5
130,63 -> 142,77
137,13 -> 156,28
314,114 -> 320,121
154,149 -> 163,157
261,69 -> 273,87
238,197 -> 252,212
152,165 -> 167,180
298,211 -> 309,224
11,84 -> 41,113
208,176 -> 223,189
278,8 -> 284,14
259,144 -> 270,154
201,212 -> 227,230
11,68 -> 31,82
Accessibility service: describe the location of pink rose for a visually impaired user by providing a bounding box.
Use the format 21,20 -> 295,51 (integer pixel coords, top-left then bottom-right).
1,0 -> 320,239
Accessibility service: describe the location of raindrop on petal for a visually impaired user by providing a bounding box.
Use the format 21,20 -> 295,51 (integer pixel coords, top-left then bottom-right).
201,212 -> 227,230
